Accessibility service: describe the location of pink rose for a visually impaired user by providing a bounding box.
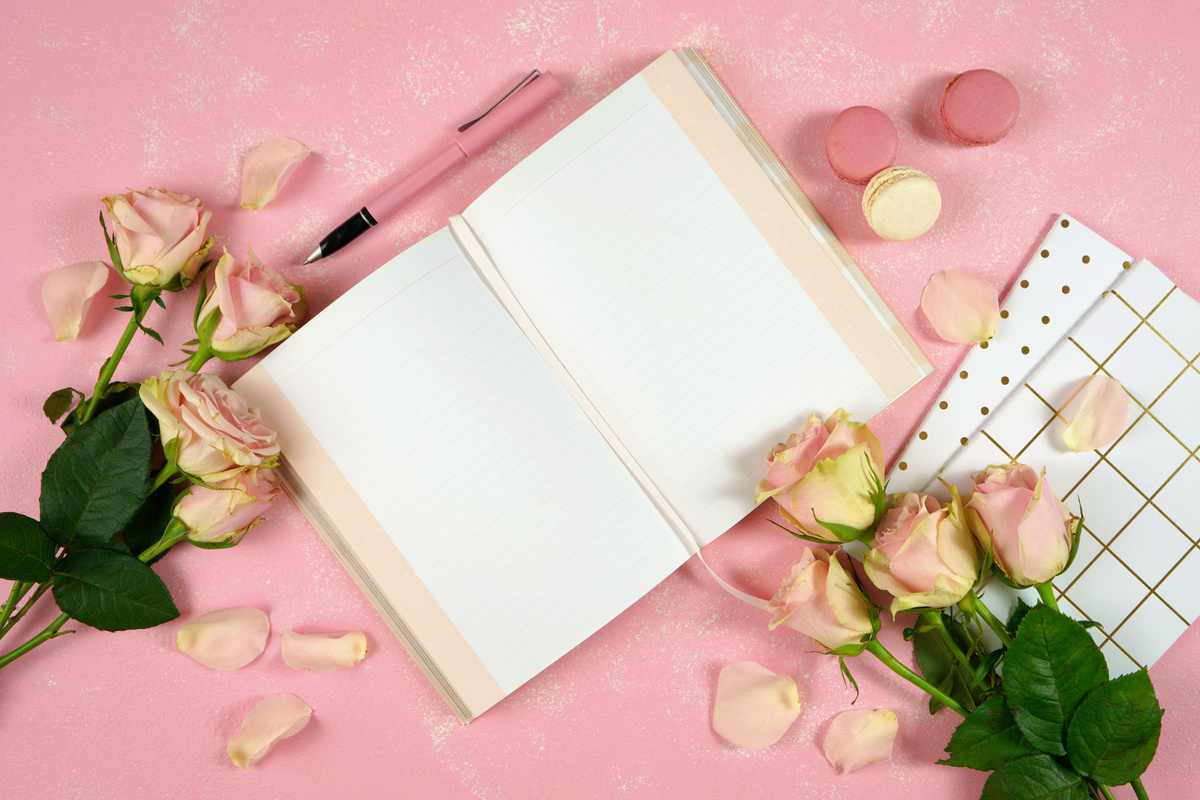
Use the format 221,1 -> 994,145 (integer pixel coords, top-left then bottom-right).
754,409 -> 885,542
864,491 -> 980,614
174,468 -> 281,544
102,188 -> 214,290
965,464 -> 1079,587
197,247 -> 306,360
140,370 -> 280,483
766,548 -> 877,653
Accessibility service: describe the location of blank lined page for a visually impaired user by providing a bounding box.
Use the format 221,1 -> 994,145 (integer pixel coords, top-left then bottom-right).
262,229 -> 689,693
464,76 -> 888,545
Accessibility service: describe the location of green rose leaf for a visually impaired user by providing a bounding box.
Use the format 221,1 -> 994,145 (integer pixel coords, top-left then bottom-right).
1004,604 -> 1109,755
0,512 -> 58,582
940,695 -> 1038,770
980,755 -> 1091,800
40,397 -> 152,550
1066,669 -> 1163,785
913,620 -> 976,715
51,549 -> 179,631
43,387 -> 83,425
122,483 -> 179,562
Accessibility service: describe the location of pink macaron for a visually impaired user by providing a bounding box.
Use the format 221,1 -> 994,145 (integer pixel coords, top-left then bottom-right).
941,69 -> 1020,145
825,106 -> 899,185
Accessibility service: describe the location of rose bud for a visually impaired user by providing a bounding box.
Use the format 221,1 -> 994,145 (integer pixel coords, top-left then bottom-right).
196,247 -> 306,361
864,491 -> 980,615
174,468 -> 282,544
766,548 -> 877,653
140,370 -> 280,483
101,188 -> 214,290
965,463 -> 1079,587
754,409 -> 885,542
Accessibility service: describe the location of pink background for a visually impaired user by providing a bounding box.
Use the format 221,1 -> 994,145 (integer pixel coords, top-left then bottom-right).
2,2 -> 1198,798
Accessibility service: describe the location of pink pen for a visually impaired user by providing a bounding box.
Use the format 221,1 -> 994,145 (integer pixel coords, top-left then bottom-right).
303,70 -> 562,264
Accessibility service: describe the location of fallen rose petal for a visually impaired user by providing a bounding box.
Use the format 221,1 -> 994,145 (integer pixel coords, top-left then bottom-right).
176,607 -> 269,670
239,137 -> 310,210
43,261 -> 110,341
281,629 -> 368,673
712,662 -> 802,750
920,269 -> 1000,345
1063,375 -> 1130,452
823,708 -> 898,774
227,694 -> 313,770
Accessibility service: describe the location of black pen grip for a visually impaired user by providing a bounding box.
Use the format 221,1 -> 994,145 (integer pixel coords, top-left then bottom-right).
318,207 -> 377,259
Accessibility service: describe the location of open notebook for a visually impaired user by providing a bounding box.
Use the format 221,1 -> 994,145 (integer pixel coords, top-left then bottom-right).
235,49 -> 931,721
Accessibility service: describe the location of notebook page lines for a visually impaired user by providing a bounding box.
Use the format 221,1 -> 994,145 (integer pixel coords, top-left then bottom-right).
467,91 -> 884,544
268,232 -> 688,693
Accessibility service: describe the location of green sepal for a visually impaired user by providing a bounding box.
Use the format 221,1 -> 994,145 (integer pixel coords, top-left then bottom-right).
766,518 -> 840,545
813,513 -> 869,544
99,211 -> 123,275
1060,510 -> 1085,576
837,656 -> 860,701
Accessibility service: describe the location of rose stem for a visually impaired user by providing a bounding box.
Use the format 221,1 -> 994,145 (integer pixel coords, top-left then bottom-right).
919,611 -> 975,673
1131,778 -> 1150,800
0,612 -> 71,670
864,639 -> 969,717
961,590 -> 1013,648
1035,581 -> 1060,612
1097,785 -> 1116,800
0,582 -> 53,637
77,285 -> 159,425
185,344 -> 215,372
150,464 -> 180,492
0,581 -> 29,635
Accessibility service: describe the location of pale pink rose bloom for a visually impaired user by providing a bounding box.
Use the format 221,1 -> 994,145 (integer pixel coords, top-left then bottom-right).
965,464 -> 1078,587
101,188 -> 214,290
920,269 -> 1000,345
767,548 -> 875,652
176,607 -> 270,670
823,708 -> 898,773
711,662 -> 802,750
239,137 -> 310,210
1063,376 -> 1130,452
281,630 -> 368,673
864,491 -> 980,614
42,261 -> 110,341
754,409 -> 884,542
197,247 -> 306,359
174,467 -> 281,543
140,370 -> 280,483
227,694 -> 312,770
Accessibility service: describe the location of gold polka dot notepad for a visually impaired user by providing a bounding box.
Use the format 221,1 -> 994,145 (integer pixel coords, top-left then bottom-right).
892,220 -> 1200,674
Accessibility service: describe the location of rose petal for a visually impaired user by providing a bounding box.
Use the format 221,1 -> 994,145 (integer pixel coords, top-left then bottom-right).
42,261 -> 110,341
227,694 -> 313,770
240,137 -> 310,210
176,607 -> 270,670
920,269 -> 1000,344
1063,376 -> 1130,452
823,708 -> 898,774
712,662 -> 802,750
281,629 -> 368,673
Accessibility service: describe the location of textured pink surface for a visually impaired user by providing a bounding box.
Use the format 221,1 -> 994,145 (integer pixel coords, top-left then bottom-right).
2,2 -> 1198,798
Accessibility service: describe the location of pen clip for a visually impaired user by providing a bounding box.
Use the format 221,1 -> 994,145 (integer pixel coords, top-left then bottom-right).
457,69 -> 542,132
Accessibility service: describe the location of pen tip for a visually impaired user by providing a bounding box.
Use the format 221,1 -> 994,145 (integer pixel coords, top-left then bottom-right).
302,246 -> 322,266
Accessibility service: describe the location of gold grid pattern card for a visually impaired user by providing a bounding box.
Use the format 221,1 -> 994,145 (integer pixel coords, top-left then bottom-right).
931,259 -> 1200,675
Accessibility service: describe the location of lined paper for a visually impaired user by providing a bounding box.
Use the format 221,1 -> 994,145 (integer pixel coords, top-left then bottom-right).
263,229 -> 689,693
465,77 -> 887,545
